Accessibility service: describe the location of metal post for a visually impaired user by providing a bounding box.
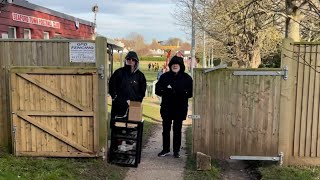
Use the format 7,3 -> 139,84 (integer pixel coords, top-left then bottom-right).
211,45 -> 214,67
191,0 -> 196,77
202,31 -> 206,68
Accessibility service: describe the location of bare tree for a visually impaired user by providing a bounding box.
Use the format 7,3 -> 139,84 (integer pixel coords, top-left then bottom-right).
173,0 -> 320,67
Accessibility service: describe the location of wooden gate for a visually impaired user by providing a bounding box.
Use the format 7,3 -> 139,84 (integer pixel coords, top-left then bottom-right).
10,67 -> 99,157
193,68 -> 282,159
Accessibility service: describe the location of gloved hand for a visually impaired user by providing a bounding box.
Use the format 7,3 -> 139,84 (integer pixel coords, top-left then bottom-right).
164,84 -> 175,95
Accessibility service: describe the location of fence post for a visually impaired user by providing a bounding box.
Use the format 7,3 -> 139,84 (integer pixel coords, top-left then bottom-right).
279,38 -> 295,165
96,36 -> 108,159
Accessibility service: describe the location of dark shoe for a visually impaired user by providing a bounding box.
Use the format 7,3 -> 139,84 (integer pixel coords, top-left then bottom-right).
173,152 -> 180,158
158,150 -> 170,157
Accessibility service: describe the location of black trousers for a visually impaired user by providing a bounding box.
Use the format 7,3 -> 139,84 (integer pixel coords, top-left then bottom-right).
162,119 -> 183,153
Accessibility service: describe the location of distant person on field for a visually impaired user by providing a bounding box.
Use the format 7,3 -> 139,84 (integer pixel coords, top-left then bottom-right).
157,68 -> 165,80
156,55 -> 193,158
148,63 -> 151,71
109,51 -> 147,120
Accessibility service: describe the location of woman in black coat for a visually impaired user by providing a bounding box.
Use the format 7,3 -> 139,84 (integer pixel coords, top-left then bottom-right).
155,55 -> 193,158
109,51 -> 146,120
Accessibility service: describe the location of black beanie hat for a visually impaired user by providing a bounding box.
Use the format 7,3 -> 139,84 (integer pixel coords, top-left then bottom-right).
125,51 -> 139,62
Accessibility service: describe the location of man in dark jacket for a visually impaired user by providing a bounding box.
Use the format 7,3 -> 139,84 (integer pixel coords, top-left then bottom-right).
155,55 -> 193,158
109,51 -> 147,120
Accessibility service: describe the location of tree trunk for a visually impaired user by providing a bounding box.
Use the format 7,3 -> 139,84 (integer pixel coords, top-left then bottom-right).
285,0 -> 302,42
249,45 -> 261,68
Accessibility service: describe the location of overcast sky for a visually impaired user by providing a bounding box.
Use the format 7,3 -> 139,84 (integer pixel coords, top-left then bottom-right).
27,0 -> 189,43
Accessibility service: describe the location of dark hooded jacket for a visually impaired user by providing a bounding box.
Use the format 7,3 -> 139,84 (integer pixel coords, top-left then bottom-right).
155,56 -> 193,121
109,51 -> 147,119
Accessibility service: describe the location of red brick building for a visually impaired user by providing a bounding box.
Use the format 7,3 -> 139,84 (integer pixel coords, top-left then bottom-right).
0,0 -> 94,39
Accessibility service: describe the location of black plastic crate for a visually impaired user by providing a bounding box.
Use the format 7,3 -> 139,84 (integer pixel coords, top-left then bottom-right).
108,119 -> 144,167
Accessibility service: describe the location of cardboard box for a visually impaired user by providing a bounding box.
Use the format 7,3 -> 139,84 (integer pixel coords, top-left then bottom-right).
128,101 -> 143,121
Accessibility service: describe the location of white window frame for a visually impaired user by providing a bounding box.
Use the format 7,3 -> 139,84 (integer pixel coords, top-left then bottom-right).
43,31 -> 50,39
24,29 -> 31,39
8,26 -> 17,39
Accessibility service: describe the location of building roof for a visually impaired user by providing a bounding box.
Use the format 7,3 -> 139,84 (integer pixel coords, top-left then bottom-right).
8,0 -> 94,27
106,37 -> 124,51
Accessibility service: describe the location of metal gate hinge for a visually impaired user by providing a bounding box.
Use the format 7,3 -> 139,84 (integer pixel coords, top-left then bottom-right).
12,125 -> 16,133
98,65 -> 105,79
203,64 -> 227,73
188,115 -> 201,119
233,66 -> 288,80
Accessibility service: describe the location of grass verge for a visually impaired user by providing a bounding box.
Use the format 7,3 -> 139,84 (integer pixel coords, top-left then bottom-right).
259,165 -> 320,180
184,126 -> 220,180
0,100 -> 159,180
0,154 -> 127,180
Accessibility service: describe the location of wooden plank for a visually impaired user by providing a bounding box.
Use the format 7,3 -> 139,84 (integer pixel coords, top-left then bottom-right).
257,76 -> 265,155
10,67 -> 97,74
19,75 -> 26,152
293,45 -> 303,156
81,75 -> 89,150
300,44 -> 309,157
44,75 -> 53,152
310,44 -> 319,157
216,71 -> 222,158
305,45 -> 313,157
31,42 -> 37,65
272,77 -> 281,155
316,45 -> 320,157
17,73 -> 91,111
16,151 -> 97,157
93,74 -> 99,152
60,75 -> 68,152
208,71 -> 214,157
29,75 -> 37,152
96,37 -> 108,154
288,156 -> 320,166
65,74 -> 74,152
264,77 -> 272,156
192,70 -> 200,154
247,76 -> 254,155
76,76 -> 83,149
235,75 -> 243,155
242,76 -> 250,155
16,111 -> 94,116
279,39 -> 297,164
308,45 -> 319,157
202,72 -> 208,155
39,74 -> 46,152
16,113 -> 92,153
52,42 -> 58,65
36,42 -> 43,66
11,73 -> 18,154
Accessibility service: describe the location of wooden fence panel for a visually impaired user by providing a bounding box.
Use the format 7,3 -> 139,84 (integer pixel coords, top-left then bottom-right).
10,67 -> 98,157
287,43 -> 320,165
193,69 -> 281,159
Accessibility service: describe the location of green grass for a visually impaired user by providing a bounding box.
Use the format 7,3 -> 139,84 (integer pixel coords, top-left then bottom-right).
184,126 -> 221,180
113,61 -> 161,83
0,153 -> 127,180
0,100 -> 159,180
259,165 -> 320,180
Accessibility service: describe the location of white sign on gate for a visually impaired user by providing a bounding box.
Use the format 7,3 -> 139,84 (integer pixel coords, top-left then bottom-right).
69,42 -> 96,63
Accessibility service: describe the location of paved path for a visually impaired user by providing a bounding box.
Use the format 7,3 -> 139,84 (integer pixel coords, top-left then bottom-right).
124,98 -> 192,180
124,125 -> 187,180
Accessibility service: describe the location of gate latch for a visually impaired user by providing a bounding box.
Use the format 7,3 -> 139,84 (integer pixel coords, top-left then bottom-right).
98,65 -> 105,79
188,114 -> 201,119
